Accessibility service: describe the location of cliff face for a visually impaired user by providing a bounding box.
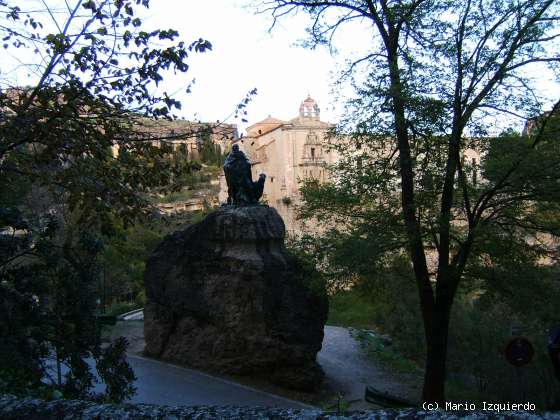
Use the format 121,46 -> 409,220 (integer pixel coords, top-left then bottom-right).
143,205 -> 328,391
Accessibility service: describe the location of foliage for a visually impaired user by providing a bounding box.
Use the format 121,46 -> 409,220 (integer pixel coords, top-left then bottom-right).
0,218 -> 138,402
264,0 -> 560,402
0,0 -> 213,402
445,295 -> 560,408
324,264 -> 560,408
292,126 -> 560,405
350,328 -> 419,374
198,129 -> 228,166
99,207 -> 210,311
95,337 -> 136,402
322,255 -> 425,362
286,239 -> 328,297
327,289 -> 378,329
99,219 -> 163,307
157,189 -> 193,203
106,301 -> 141,317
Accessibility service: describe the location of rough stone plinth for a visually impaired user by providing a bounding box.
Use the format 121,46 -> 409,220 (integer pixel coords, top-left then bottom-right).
143,205 -> 328,390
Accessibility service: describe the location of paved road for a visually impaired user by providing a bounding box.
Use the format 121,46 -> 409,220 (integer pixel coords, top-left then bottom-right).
122,355 -> 313,408
107,317 -> 419,409
317,326 -> 420,409
55,353 -> 309,408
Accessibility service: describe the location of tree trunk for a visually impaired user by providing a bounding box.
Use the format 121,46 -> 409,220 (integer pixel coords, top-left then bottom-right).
422,290 -> 453,403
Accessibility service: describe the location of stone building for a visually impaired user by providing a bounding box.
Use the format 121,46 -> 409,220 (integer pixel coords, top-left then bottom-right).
219,96 -> 339,231
215,96 -> 497,235
128,117 -> 238,158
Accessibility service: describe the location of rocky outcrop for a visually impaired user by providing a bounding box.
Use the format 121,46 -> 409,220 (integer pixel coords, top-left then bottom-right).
143,205 -> 328,391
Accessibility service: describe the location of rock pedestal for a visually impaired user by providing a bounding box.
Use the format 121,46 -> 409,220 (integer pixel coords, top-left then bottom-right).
143,205 -> 328,390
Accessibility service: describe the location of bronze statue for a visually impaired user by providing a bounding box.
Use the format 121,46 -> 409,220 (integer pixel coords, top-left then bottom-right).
223,144 -> 266,205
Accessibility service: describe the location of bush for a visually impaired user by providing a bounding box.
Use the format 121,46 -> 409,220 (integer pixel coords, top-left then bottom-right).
327,290 -> 378,329
446,298 -> 560,408
327,257 -> 560,409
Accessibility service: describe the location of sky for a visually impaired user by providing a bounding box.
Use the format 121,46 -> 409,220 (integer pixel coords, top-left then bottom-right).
141,0 -> 344,131
0,0 -> 345,132
1,1 -> 559,134
142,0 -> 560,134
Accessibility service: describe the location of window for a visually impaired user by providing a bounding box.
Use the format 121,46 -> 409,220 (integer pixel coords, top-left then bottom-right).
271,177 -> 274,183
310,148 -> 315,159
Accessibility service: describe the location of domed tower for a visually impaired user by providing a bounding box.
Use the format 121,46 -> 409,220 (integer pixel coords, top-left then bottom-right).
299,95 -> 320,120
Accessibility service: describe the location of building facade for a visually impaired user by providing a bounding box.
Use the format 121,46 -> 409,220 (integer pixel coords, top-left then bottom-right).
219,96 -> 339,231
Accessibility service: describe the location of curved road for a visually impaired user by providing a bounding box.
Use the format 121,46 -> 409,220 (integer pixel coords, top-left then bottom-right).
123,355 -> 313,408
109,315 -> 419,409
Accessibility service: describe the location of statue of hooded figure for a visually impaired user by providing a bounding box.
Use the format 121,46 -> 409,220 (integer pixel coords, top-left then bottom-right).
223,144 -> 266,205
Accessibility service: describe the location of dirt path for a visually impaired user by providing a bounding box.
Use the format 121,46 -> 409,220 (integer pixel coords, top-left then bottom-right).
110,321 -> 421,409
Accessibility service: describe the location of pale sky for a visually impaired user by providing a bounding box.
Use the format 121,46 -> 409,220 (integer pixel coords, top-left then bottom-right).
0,0 -> 345,132
115,0 -> 560,134
141,0 -> 344,132
2,1 -> 558,135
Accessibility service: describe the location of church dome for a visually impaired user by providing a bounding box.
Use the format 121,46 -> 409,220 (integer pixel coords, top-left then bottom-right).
246,115 -> 285,137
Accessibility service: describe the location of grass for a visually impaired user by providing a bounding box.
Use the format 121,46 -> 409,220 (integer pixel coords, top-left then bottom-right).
328,288 -> 422,375
350,328 -> 420,374
327,289 -> 378,329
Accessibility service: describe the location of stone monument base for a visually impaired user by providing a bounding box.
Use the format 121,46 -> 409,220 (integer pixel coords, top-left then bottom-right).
143,205 -> 328,391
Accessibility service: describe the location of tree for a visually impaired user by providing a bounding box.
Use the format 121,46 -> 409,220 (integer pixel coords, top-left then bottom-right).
198,127 -> 227,166
0,0 -> 214,401
262,0 -> 560,402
